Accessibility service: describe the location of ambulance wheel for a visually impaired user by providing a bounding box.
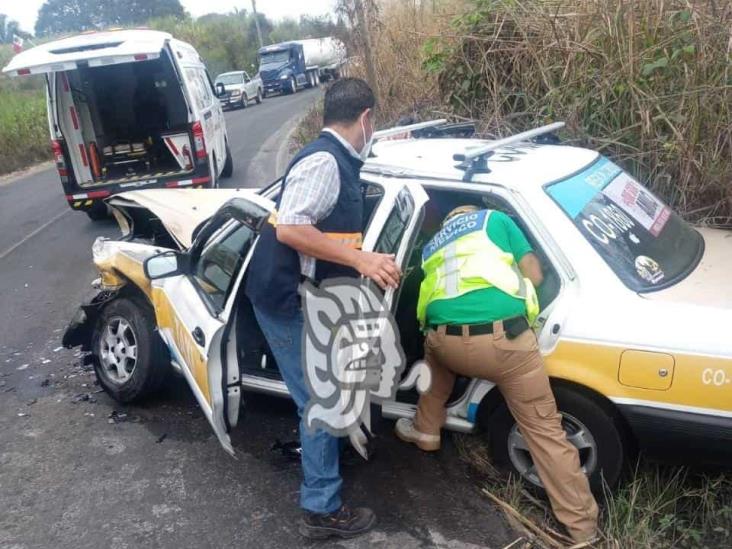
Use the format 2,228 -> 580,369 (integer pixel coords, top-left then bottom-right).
211,156 -> 219,188
86,203 -> 109,221
221,142 -> 233,178
92,297 -> 168,403
483,383 -> 628,494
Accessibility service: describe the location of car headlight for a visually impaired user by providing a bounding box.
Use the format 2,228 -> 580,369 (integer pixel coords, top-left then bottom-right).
231,90 -> 241,96
92,237 -> 111,263
279,74 -> 289,80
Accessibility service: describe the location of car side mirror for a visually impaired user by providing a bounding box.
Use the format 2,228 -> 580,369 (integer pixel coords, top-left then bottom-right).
144,251 -> 187,280
244,76 -> 251,83
214,82 -> 226,97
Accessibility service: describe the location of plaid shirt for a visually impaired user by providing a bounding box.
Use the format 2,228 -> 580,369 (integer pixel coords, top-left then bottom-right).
278,129 -> 361,278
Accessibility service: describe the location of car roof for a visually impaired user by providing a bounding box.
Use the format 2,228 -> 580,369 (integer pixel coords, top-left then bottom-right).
3,29 -> 173,75
217,71 -> 244,77
366,138 -> 599,189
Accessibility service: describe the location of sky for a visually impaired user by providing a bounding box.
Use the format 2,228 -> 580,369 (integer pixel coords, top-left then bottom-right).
1,0 -> 337,35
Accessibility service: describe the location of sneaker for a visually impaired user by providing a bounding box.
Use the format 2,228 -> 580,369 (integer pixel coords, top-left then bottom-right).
299,505 -> 376,539
394,418 -> 441,451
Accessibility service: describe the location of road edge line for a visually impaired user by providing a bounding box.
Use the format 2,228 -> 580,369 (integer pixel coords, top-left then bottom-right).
0,209 -> 70,260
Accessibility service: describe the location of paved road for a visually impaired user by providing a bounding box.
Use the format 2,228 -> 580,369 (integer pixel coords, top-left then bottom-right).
0,89 -> 513,549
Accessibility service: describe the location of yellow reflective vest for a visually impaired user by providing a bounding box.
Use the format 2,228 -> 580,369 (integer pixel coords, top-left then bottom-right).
416,209 -> 540,328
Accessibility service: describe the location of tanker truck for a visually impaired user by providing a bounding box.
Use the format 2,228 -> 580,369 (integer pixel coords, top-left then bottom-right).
257,37 -> 346,96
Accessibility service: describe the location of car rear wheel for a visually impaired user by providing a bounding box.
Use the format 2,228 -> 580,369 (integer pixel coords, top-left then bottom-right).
92,297 -> 168,403
255,88 -> 263,104
86,202 -> 109,221
483,384 -> 628,494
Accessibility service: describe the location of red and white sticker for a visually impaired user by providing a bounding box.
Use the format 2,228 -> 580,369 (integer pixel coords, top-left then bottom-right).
602,174 -> 670,236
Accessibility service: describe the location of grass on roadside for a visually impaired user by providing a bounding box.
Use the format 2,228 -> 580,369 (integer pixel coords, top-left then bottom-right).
0,90 -> 50,175
456,435 -> 732,548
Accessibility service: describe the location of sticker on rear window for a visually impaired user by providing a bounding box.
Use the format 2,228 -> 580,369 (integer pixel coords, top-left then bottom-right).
601,174 -> 671,236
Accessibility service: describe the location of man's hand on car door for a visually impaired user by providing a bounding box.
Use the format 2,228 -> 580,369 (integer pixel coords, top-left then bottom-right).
354,251 -> 401,290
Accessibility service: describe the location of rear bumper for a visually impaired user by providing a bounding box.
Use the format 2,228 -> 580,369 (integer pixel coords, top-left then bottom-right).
63,167 -> 212,212
618,403 -> 732,465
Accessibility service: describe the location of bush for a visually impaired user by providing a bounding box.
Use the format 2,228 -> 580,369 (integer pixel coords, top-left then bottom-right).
0,89 -> 50,174
426,0 -> 732,226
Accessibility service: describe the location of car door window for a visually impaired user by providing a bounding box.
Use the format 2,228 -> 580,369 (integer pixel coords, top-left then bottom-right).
197,69 -> 213,105
185,68 -> 206,111
374,186 -> 415,255
192,220 -> 255,312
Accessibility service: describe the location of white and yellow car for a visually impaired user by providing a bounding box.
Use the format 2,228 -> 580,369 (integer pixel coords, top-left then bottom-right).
64,122 -> 732,492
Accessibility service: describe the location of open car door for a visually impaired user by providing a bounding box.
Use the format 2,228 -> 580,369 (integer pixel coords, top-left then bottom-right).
348,178 -> 429,456
146,196 -> 271,454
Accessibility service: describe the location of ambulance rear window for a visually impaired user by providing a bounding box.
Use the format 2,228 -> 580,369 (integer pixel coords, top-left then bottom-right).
545,156 -> 703,292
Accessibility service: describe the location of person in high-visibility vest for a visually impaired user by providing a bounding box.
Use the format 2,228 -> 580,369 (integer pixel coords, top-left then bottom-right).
395,205 -> 599,544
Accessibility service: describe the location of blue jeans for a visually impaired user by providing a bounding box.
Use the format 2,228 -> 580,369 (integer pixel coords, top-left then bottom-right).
252,304 -> 342,514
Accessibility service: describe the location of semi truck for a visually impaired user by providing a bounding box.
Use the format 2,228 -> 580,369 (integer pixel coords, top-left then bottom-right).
257,37 -> 346,96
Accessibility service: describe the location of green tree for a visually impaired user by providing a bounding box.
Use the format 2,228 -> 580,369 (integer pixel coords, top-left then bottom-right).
35,0 -> 185,36
0,13 -> 30,42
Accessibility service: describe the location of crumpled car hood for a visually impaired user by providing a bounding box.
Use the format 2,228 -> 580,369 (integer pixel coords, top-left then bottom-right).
107,188 -> 267,249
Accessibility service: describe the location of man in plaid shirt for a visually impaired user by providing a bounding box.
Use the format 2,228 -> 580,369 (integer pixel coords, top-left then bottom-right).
245,78 -> 400,539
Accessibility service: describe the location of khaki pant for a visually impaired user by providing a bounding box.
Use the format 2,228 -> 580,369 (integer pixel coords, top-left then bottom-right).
414,322 -> 598,541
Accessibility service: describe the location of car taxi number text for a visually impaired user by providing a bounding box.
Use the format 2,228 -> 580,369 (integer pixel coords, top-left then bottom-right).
701,368 -> 731,387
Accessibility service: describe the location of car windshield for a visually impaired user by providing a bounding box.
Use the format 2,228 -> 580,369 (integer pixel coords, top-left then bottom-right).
260,50 -> 290,67
216,73 -> 243,85
545,156 -> 703,292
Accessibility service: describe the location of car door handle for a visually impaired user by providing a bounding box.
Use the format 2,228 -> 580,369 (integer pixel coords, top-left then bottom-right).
192,327 -> 206,347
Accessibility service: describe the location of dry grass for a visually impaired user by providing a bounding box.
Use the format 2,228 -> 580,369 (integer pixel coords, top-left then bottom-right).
456,434 -> 732,549
426,0 -> 732,226
319,0 -> 732,226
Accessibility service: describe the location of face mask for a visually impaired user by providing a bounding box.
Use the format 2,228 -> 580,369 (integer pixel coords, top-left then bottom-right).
359,113 -> 374,161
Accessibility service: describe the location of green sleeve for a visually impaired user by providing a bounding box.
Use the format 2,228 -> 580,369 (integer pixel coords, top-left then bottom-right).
491,211 -> 534,261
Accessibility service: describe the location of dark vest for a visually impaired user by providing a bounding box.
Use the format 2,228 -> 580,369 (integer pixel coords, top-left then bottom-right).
245,131 -> 364,316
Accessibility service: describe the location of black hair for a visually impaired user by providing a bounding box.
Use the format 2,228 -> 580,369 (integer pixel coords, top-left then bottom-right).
323,78 -> 376,126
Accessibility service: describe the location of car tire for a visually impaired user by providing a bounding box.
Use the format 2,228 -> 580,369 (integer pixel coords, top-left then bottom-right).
221,142 -> 233,178
92,297 -> 169,403
289,77 -> 296,94
211,155 -> 219,188
255,88 -> 263,104
240,94 -> 248,109
483,383 -> 628,494
86,202 -> 109,221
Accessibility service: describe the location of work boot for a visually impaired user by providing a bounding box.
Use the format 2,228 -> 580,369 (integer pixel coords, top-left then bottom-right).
300,505 -> 376,539
394,418 -> 441,451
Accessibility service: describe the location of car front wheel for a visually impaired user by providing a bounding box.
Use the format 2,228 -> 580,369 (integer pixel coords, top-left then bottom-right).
92,297 -> 169,403
483,383 -> 628,493
255,88 -> 263,104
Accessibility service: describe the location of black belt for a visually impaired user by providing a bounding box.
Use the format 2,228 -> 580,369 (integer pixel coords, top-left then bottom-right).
432,316 -> 529,339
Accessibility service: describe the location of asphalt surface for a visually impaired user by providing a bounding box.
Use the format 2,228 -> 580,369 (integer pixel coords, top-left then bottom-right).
0,88 -> 514,549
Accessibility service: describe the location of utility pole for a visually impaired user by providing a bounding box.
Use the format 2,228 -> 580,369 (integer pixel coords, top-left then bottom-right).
354,0 -> 377,95
251,0 -> 264,48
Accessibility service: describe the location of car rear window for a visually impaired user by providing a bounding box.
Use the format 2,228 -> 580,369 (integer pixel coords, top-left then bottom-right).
545,156 -> 703,292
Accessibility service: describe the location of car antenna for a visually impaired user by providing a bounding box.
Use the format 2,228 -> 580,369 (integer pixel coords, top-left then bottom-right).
453,122 -> 566,182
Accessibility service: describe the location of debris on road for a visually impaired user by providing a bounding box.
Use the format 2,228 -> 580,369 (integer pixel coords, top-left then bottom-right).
72,393 -> 97,403
108,410 -> 140,424
156,433 -> 168,443
26,398 -> 37,406
17,364 -> 28,370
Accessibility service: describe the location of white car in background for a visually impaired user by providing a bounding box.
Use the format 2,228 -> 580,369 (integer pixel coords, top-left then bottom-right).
214,70 -> 264,109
